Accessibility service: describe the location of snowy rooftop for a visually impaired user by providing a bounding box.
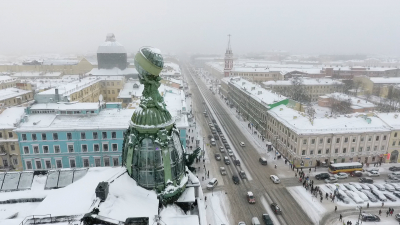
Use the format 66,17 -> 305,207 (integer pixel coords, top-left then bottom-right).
97,33 -> 127,54
376,113 -> 400,129
117,80 -> 144,99
0,76 -> 16,83
16,108 -> 134,132
42,59 -> 79,65
20,75 -> 81,91
0,107 -> 25,129
269,105 -> 390,135
163,77 -> 183,86
369,77 -> 400,84
87,68 -> 138,76
264,78 -> 341,86
0,88 -> 31,101
223,77 -> 286,106
323,93 -> 375,108
331,66 -> 398,72
162,85 -> 189,128
30,102 -> 103,111
160,62 -> 181,76
37,77 -> 102,95
12,72 -> 62,78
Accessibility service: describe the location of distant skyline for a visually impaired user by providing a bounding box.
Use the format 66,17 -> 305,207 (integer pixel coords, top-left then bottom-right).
0,0 -> 399,57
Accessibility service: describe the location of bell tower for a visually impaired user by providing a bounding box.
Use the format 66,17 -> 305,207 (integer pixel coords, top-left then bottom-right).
224,34 -> 233,77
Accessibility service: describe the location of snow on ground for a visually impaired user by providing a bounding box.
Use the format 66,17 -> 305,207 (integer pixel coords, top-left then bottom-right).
0,175 -> 49,202
160,204 -> 200,225
205,191 -> 230,225
287,186 -> 327,224
326,214 -> 398,225
0,202 -> 39,220
260,196 -> 280,225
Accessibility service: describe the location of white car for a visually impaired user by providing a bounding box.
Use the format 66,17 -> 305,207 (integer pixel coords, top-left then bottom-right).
354,190 -> 369,202
344,184 -> 358,192
207,178 -> 218,190
334,172 -> 348,179
345,191 -> 364,204
349,182 -> 363,191
270,175 -> 280,184
227,149 -> 234,157
366,183 -> 378,191
325,176 -> 338,183
368,171 -> 380,177
383,183 -> 395,192
373,183 -> 386,191
359,183 -> 370,190
240,142 -> 245,147
325,184 -> 336,191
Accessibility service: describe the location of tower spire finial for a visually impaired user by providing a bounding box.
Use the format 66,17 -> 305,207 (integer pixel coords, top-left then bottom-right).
227,34 -> 231,51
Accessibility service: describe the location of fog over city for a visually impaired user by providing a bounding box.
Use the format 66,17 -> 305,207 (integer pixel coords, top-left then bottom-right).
1,0 -> 399,56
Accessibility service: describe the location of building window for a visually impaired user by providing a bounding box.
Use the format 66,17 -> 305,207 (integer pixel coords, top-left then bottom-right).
335,148 -> 339,153
368,136 -> 372,141
326,148 -> 329,154
336,138 -> 340,143
8,132 -> 13,138
68,144 -> 74,153
43,146 -> 49,153
3,159 -> 8,167
303,140 -> 307,145
45,160 -> 51,169
94,144 -> 99,152
53,133 -> 58,140
351,147 -> 355,152
23,146 -> 29,154
374,146 -> 377,151
26,161 -> 32,170
56,159 -> 62,168
69,159 -> 76,168
395,132 -> 398,138
112,132 -> 116,139
113,158 -> 119,166
32,134 -> 37,141
12,158 -> 18,165
341,158 -> 345,163
82,144 -> 87,152
343,148 -> 346,153
310,150 -> 314,155
33,146 -> 39,154
54,145 -> 60,153
35,160 -> 42,169
102,132 -> 107,139
359,147 -> 363,152
93,132 -> 98,139
319,139 -> 323,144
22,134 -> 27,141
361,137 -> 364,142
367,147 -> 370,151
327,138 -> 331,143
344,137 -> 348,143
383,135 -> 387,140
302,150 -> 306,155
67,133 -> 72,140
104,158 -> 110,167
10,145 -> 15,151
112,144 -> 117,151
0,133 -> 2,138
103,144 -> 108,151
352,138 -> 356,143
372,156 -> 376,162
376,136 -> 379,141
42,133 -> 46,140
381,145 -> 385,150
83,158 -> 89,167
95,158 -> 101,167
81,132 -> 86,140
311,139 -> 315,144
393,141 -> 396,146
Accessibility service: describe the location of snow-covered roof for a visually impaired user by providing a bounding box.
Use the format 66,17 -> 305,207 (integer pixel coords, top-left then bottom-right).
117,80 -> 144,99
160,62 -> 181,76
269,105 -> 390,135
176,187 -> 195,202
323,93 -> 375,108
16,108 -> 135,132
369,77 -> 400,84
37,76 -> 102,95
11,72 -> 63,78
222,76 -> 286,106
0,76 -> 16,83
87,68 -> 138,76
30,102 -> 102,111
162,85 -> 189,128
0,107 -> 25,129
97,33 -> 127,54
42,59 -> 79,65
264,78 -> 341,86
376,113 -> 400,129
0,88 -> 31,101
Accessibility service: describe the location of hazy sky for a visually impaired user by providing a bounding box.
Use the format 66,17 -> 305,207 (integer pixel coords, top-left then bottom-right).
0,0 -> 399,56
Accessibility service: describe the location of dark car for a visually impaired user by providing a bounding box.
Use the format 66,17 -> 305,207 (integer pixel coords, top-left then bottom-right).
234,159 -> 241,166
232,175 -> 240,184
215,153 -> 221,161
393,191 -> 400,198
239,170 -> 247,179
213,135 -> 219,140
389,166 -> 400,171
262,214 -> 274,225
361,213 -> 380,222
270,203 -> 282,215
396,213 -> 400,222
315,173 -> 330,180
350,171 -> 363,177
383,193 -> 397,202
224,143 -> 230,149
359,177 -> 373,183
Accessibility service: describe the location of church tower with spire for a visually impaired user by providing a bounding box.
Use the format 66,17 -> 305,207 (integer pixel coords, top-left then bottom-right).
224,34 -> 233,77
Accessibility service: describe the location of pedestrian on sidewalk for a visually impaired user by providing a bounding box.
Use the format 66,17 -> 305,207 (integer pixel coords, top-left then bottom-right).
379,209 -> 382,216
205,196 -> 207,202
339,214 -> 342,221
367,202 -> 369,208
386,210 -> 389,217
382,202 -> 384,207
335,206 -> 337,212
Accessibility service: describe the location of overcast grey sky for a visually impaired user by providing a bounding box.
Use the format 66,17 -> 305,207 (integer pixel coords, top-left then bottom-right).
0,0 -> 399,56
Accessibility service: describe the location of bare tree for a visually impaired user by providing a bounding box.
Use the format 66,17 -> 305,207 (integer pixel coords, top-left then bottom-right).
364,90 -> 372,102
329,96 -> 352,115
305,104 -> 316,125
289,77 -> 310,103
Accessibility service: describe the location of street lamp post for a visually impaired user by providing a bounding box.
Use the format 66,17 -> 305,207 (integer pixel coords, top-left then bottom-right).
356,206 -> 362,225
203,136 -> 205,158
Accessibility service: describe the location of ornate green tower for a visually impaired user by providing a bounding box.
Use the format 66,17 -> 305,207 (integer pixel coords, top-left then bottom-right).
122,47 -> 187,203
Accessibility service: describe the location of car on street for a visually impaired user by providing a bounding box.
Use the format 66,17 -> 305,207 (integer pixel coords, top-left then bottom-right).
270,175 -> 280,184
227,149 -> 234,157
207,178 -> 218,190
315,173 -> 330,180
365,168 -> 379,173
215,153 -> 221,161
391,171 -> 400,177
220,167 -> 227,175
390,166 -> 400,171
238,222 -> 246,225
224,143 -> 230,149
383,193 -> 397,202
262,214 -> 274,225
234,159 -> 241,166
396,213 -> 400,222
270,203 -> 282,215
239,170 -> 247,179
334,172 -> 348,179
259,157 -> 268,165
388,174 -> 399,180
232,175 -> 240,184
247,191 -> 255,204
251,217 -> 260,225
325,176 -> 338,183
240,142 -> 245,147
219,146 -> 225,153
224,156 -> 230,165
350,171 -> 363,177
367,171 -> 380,177
359,177 -> 373,183
361,213 -> 380,222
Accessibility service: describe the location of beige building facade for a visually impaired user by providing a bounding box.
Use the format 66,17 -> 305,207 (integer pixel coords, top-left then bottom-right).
0,88 -> 33,107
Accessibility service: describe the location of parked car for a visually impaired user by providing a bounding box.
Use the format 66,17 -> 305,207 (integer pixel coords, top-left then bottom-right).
270,203 -> 282,215
395,191 -> 400,198
361,213 -> 380,222
350,171 -> 363,177
389,166 -> 400,171
251,217 -> 260,225
365,168 -> 379,173
345,191 -> 364,204
232,175 -> 240,184
334,172 -> 348,179
391,171 -> 400,177
315,173 -> 330,180
366,183 -> 378,190
224,143 -> 230,149
247,191 -> 255,204
396,213 -> 400,222
389,183 -> 400,191
371,189 -> 387,201
337,190 -> 351,204
359,183 -> 370,190
207,178 -> 218,190
259,157 -> 268,165
367,171 -> 380,177
325,184 -> 336,192
354,190 -> 369,202
383,193 -> 397,202
213,135 -> 219,140
361,190 -> 378,202
262,214 -> 274,225
359,177 -> 373,183
325,176 -> 338,183
215,153 -> 221,161
383,183 -> 395,192
219,146 -> 226,153
344,184 -> 358,192
349,182 -> 363,191
239,170 -> 247,179
270,175 -> 280,184
373,183 -> 386,191
227,149 -> 234,157
240,142 -> 245,147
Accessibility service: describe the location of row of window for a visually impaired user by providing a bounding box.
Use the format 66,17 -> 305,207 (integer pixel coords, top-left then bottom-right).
22,131 -> 118,141
0,145 -> 15,152
300,145 -> 386,155
23,143 -> 118,154
302,135 -> 387,145
25,157 -> 119,170
2,158 -> 18,167
0,132 -> 14,138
